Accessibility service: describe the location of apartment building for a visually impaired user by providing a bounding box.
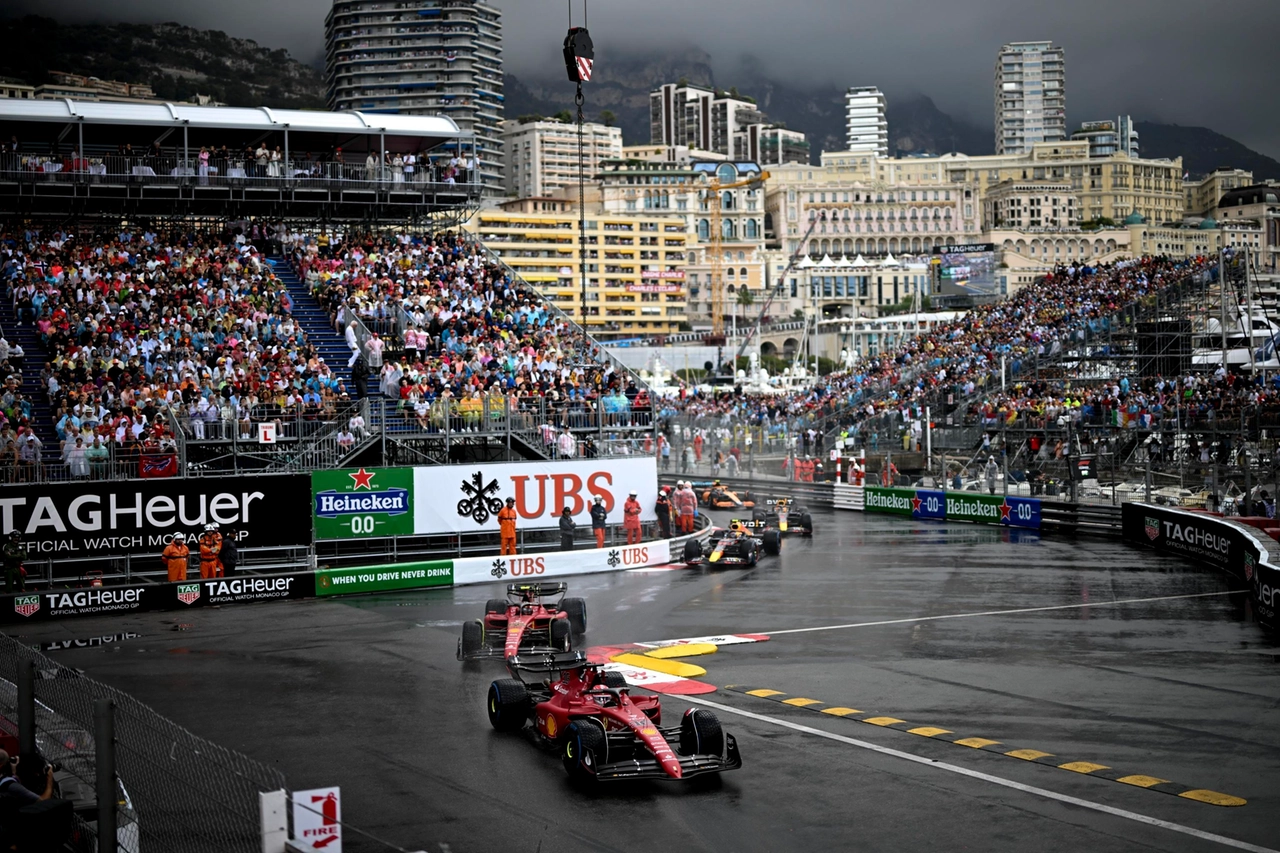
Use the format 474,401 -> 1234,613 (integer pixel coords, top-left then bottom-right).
465,208 -> 689,338
503,119 -> 622,198
1071,116 -> 1138,158
845,86 -> 888,156
994,41 -> 1066,155
325,0 -> 504,192
1185,167 -> 1253,216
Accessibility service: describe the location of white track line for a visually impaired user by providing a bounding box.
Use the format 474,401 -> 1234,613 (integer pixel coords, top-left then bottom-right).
686,696 -> 1274,853
765,591 -> 1239,636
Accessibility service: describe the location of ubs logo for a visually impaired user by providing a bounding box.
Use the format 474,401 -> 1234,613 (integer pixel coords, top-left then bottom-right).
458,471 -> 504,525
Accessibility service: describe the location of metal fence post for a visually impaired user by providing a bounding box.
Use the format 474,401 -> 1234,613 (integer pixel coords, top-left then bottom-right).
95,698 -> 117,853
17,659 -> 35,755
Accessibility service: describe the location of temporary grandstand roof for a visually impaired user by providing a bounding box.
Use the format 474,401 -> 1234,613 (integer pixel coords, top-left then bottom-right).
0,99 -> 470,153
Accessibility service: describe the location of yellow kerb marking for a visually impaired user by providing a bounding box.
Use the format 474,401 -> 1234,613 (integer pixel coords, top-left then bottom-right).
1059,762 -> 1110,774
908,727 -> 952,738
863,716 -> 907,727
782,697 -> 823,707
1006,749 -> 1055,761
1178,790 -> 1247,807
609,653 -> 706,678
1117,775 -> 1170,788
644,643 -> 718,659
746,689 -> 784,698
820,707 -> 862,717
954,737 -> 1002,749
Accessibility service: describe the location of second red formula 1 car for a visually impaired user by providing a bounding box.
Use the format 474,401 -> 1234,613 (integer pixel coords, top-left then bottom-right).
458,582 -> 587,661
486,651 -> 742,783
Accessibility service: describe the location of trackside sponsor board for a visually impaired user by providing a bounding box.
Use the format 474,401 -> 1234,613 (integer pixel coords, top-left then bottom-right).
172,574 -> 316,607
453,539 -> 671,586
0,475 -> 311,558
864,487 -> 945,520
1121,503 -> 1279,630
315,561 -> 453,596
312,460 -> 659,541
415,458 -> 658,535
311,468 -> 415,541
945,493 -> 1041,530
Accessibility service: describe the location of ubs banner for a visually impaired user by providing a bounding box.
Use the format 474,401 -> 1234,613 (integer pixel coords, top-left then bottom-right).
1121,503 -> 1279,631
312,459 -> 658,540
0,475 -> 313,559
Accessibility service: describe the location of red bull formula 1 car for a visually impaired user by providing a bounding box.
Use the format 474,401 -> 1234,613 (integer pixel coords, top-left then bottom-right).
486,651 -> 742,783
681,520 -> 781,566
752,498 -> 814,536
458,582 -> 587,661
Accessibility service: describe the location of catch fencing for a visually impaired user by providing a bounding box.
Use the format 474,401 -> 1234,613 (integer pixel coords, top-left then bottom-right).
0,634 -> 286,852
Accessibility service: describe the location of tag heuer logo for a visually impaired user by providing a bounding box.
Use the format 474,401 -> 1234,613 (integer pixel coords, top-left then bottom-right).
177,584 -> 201,605
490,559 -> 507,579
1244,554 -> 1255,582
1144,517 -> 1161,541
13,596 -> 39,618
607,550 -> 621,568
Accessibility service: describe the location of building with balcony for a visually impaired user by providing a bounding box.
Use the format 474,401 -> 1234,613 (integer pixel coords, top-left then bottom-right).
1185,167 -> 1254,216
464,208 -> 689,338
845,86 -> 888,156
325,0 -> 504,193
503,118 -> 621,198
994,41 -> 1066,155
1071,116 -> 1138,159
984,180 -> 1076,230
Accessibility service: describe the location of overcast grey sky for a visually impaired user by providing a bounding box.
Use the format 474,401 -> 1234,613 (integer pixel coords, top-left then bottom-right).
7,0 -> 1280,158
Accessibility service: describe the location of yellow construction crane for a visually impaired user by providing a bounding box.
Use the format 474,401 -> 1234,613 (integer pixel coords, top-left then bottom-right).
705,170 -> 769,341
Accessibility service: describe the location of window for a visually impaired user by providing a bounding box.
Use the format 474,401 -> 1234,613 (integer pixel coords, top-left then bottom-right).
697,219 -> 709,241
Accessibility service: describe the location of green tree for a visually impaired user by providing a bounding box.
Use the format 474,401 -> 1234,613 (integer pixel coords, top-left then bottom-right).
553,109 -> 573,123
600,109 -> 617,127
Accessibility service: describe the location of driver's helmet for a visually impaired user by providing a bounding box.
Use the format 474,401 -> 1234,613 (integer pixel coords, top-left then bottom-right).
729,519 -> 744,532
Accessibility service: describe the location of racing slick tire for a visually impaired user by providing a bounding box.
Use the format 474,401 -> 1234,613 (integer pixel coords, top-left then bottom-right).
484,598 -> 506,615
560,597 -> 588,634
761,529 -> 782,556
682,539 -> 703,564
679,708 -> 724,758
798,513 -> 813,535
563,719 -> 608,782
549,616 -> 572,652
487,679 -> 530,732
460,620 -> 484,657
602,670 -> 628,689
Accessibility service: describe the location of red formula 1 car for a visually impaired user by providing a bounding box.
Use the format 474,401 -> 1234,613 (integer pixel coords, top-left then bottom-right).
487,651 -> 742,783
458,582 -> 587,661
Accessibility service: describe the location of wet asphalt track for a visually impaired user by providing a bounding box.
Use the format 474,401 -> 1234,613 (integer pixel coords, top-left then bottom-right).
11,508 -> 1280,853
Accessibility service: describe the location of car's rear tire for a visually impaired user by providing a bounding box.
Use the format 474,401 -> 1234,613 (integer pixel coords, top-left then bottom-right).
484,598 -> 505,615
682,539 -> 702,563
560,597 -> 587,633
563,719 -> 607,782
549,616 -> 571,651
602,670 -> 627,689
762,529 -> 782,556
460,619 -> 484,657
679,708 -> 724,758
487,679 -> 529,732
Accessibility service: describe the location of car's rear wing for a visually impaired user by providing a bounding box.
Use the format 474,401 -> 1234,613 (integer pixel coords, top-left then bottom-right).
507,650 -> 589,674
505,581 -> 569,600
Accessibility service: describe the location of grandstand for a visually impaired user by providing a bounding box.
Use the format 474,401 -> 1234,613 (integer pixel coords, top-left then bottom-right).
0,100 -> 660,486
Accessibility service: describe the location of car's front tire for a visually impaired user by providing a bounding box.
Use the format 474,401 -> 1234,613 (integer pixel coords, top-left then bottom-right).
563,719 -> 608,782
683,539 -> 703,563
679,708 -> 724,757
460,619 -> 484,657
762,529 -> 782,556
487,679 -> 529,732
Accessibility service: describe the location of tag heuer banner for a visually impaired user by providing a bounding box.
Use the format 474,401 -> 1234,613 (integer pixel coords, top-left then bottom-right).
1121,502 -> 1279,631
0,475 -> 312,558
311,459 -> 658,541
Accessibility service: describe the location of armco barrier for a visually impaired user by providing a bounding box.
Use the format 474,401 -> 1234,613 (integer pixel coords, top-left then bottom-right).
454,540 -> 671,586
1121,502 -> 1279,631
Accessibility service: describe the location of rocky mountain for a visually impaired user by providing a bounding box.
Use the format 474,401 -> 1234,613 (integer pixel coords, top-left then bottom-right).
1136,122 -> 1279,181
0,15 -> 325,110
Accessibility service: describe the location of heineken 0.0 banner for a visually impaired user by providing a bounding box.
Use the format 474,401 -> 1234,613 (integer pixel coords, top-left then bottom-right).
312,459 -> 658,541
316,560 -> 453,596
945,493 -> 1041,529
864,487 -> 945,520
312,467 -> 416,540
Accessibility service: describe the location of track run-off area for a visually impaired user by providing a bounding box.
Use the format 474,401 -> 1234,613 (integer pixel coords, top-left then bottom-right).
13,508 -> 1280,853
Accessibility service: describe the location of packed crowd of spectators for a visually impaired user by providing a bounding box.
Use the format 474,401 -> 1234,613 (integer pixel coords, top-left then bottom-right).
1,224 -> 355,481
288,231 -> 652,451
662,255 -> 1217,444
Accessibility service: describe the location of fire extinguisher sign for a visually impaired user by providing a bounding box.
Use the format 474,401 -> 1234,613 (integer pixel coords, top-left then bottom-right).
292,786 -> 342,851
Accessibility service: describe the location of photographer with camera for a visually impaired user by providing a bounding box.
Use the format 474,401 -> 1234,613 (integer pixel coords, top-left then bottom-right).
0,747 -> 72,851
